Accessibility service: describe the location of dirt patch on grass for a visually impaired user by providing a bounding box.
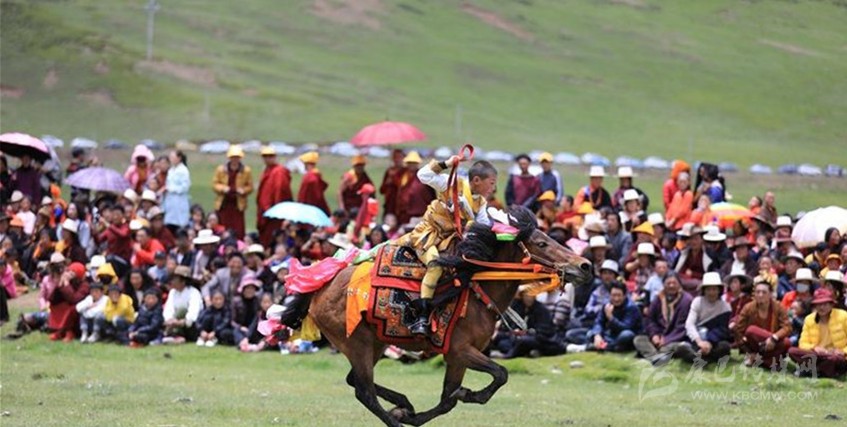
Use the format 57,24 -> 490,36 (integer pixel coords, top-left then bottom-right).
94,61 -> 110,75
461,3 -> 533,41
311,0 -> 384,30
134,60 -> 217,87
42,68 -> 59,89
78,89 -> 117,107
758,39 -> 821,57
0,85 -> 25,99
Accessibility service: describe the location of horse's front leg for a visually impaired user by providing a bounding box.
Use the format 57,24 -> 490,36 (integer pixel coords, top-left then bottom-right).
451,347 -> 508,405
397,361 -> 466,426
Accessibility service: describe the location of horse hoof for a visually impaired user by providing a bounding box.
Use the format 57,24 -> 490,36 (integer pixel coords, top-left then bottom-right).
449,387 -> 469,401
389,406 -> 413,421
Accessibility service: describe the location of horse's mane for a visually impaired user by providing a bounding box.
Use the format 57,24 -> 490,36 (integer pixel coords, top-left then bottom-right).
438,206 -> 536,272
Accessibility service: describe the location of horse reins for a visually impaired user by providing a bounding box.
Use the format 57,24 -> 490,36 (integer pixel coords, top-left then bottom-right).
446,144 -> 474,239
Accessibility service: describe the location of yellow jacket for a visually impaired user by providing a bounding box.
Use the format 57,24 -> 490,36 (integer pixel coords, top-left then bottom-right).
104,294 -> 137,323
799,308 -> 847,353
212,163 -> 254,211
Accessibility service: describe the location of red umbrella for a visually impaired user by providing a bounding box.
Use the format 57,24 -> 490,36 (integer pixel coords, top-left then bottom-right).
350,121 -> 426,146
0,132 -> 50,162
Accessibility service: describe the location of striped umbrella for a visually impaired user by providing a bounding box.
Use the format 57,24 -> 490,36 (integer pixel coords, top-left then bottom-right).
65,167 -> 131,193
711,202 -> 753,229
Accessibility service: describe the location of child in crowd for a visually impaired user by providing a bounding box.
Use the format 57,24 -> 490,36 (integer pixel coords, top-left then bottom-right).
240,292 -> 275,352
76,283 -> 107,343
99,285 -> 136,343
233,277 -> 261,351
128,289 -> 164,347
196,290 -> 232,347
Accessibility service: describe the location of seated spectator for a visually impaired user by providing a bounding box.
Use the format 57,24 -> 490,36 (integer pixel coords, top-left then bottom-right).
233,275 -> 262,351
719,237 -> 758,279
733,281 -> 791,369
787,299 -> 810,347
781,268 -> 818,311
99,284 -> 136,344
724,268 -> 753,327
821,270 -> 846,310
196,290 -> 232,347
163,265 -> 203,344
12,253 -> 65,337
788,289 -> 847,378
777,250 -> 806,300
123,268 -> 157,311
239,292 -> 275,352
47,262 -> 89,342
587,282 -> 641,352
565,260 -> 619,345
0,256 -> 17,325
644,258 -> 670,305
76,283 -> 107,344
491,286 -> 562,358
147,251 -> 169,287
624,242 -> 656,309
202,252 -> 252,306
131,225 -> 165,269
674,225 -> 711,293
634,272 -> 693,366
678,272 -> 732,364
128,289 -> 164,347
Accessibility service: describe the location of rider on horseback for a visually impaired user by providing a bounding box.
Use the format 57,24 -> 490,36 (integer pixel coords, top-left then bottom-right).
399,154 -> 498,336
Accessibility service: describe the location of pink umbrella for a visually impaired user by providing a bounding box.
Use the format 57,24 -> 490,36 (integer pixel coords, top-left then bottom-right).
350,121 -> 426,147
0,132 -> 50,162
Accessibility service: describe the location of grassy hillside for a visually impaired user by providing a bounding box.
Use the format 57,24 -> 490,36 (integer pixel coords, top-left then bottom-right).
2,0 -> 846,168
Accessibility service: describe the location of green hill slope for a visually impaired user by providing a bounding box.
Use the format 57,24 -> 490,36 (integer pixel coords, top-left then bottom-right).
2,0 -> 845,166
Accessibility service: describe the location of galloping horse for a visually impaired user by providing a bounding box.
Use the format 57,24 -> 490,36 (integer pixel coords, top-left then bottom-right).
307,207 -> 593,426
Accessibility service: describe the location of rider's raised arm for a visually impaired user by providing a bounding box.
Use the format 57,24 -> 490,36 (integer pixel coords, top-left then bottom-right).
417,160 -> 449,193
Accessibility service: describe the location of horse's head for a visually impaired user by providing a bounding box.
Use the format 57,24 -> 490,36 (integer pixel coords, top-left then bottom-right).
504,206 -> 594,286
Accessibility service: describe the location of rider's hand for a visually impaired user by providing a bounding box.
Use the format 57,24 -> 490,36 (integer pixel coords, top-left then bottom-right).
447,155 -> 460,166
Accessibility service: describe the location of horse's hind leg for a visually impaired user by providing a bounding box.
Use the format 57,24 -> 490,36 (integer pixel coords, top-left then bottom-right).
346,356 -> 416,418
451,347 -> 508,405
399,360 -> 466,426
347,345 -> 403,427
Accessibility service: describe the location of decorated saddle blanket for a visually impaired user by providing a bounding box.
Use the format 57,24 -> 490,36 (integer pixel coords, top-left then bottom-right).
346,261 -> 469,354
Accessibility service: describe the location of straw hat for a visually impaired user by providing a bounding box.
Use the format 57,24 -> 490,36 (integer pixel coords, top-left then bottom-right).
775,216 -> 793,230
227,144 -> 244,158
537,191 -> 556,202
403,151 -> 422,164
724,265 -> 752,286
147,206 -> 164,219
41,196 -> 53,206
49,252 -> 66,265
129,218 -> 149,231
792,268 -> 819,284
648,212 -> 665,226
299,151 -> 319,164
122,189 -> 139,203
193,229 -> 221,245
616,166 -> 635,178
583,220 -> 605,234
623,189 -> 640,202
327,233 -> 353,250
538,152 -> 553,163
636,242 -> 656,257
703,225 -> 727,242
730,236 -> 754,250
699,272 -> 724,289
589,236 -> 610,249
141,189 -> 158,204
824,270 -> 844,284
171,265 -> 195,283
351,154 -> 367,166
599,260 -> 619,275
244,244 -> 265,258
88,254 -> 106,270
588,166 -> 606,178
61,218 -> 79,234
783,250 -> 805,264
9,191 -> 23,203
260,145 -> 276,156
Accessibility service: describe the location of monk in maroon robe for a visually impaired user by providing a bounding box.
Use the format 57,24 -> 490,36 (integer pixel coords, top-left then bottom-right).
395,151 -> 435,225
337,154 -> 373,216
379,149 -> 405,220
297,152 -> 330,215
257,146 -> 293,246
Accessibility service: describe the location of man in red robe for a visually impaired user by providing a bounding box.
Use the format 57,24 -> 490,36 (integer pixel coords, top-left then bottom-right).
337,154 -> 373,216
257,146 -> 293,247
297,151 -> 330,215
395,151 -> 435,226
379,149 -> 405,221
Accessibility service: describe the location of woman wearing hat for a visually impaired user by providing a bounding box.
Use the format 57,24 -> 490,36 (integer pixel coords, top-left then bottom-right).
718,236 -> 758,279
788,288 -> 847,378
337,154 -> 373,216
163,265 -> 204,344
162,150 -> 192,230
212,145 -> 253,239
781,268 -> 817,310
56,219 -> 88,265
297,151 -> 330,215
46,262 -> 90,342
395,151 -> 435,226
733,280 -> 792,369
612,166 -> 649,211
679,272 -> 732,364
821,270 -> 846,311
624,242 -> 657,307
124,144 -> 154,194
574,166 -> 612,211
619,189 -> 647,233
256,146 -> 292,247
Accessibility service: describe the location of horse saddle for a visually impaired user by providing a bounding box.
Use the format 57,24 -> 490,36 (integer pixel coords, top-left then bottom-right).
374,244 -> 426,281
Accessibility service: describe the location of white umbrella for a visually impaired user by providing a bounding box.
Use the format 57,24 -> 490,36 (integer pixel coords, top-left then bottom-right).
791,206 -> 847,248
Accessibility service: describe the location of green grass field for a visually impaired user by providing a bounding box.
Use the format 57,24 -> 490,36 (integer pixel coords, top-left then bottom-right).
2,0 -> 846,168
1,294 -> 844,426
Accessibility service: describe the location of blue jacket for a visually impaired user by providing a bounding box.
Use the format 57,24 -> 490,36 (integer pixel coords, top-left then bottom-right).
129,303 -> 163,336
589,298 -> 642,339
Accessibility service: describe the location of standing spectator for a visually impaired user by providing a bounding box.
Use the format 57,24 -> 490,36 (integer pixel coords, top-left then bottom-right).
337,154 -> 373,216
537,152 -> 563,205
379,149 -> 405,221
612,166 -> 649,211
162,150 -> 191,230
163,265 -> 203,344
504,154 -> 541,208
662,160 -> 690,211
128,289 -> 163,347
124,145 -> 154,194
733,281 -> 791,369
47,262 -> 89,342
760,191 -> 778,225
10,155 -> 42,203
587,281 -> 641,352
395,152 -> 435,226
297,151 -> 330,215
196,290 -> 232,347
76,283 -> 108,343
574,166 -> 612,211
212,145 -> 253,239
665,172 -> 693,230
256,146 -> 292,247
0,257 -> 17,324
788,289 -> 847,378
694,163 -> 725,204
148,155 -> 170,196
634,272 -> 694,366
678,272 -> 732,364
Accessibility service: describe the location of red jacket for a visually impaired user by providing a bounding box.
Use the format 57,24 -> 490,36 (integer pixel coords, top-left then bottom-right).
298,170 -> 330,215
98,222 -> 132,262
133,238 -> 165,268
